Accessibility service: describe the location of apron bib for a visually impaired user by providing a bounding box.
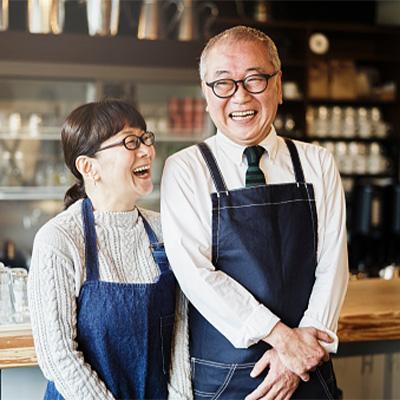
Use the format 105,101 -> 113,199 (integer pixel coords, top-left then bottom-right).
44,198 -> 176,400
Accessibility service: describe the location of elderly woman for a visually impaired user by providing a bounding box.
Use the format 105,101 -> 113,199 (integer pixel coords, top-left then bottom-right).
28,99 -> 192,400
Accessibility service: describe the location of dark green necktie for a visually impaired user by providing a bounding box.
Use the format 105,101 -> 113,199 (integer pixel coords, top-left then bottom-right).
244,145 -> 266,187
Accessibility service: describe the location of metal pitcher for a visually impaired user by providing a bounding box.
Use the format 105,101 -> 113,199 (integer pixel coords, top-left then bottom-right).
0,0 -> 8,31
177,0 -> 218,41
138,0 -> 183,40
86,0 -> 120,36
27,0 -> 65,34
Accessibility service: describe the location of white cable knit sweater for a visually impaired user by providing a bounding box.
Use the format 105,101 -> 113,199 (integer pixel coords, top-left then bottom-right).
28,199 -> 192,400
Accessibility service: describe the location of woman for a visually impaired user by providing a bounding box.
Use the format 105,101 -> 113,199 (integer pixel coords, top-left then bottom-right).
28,99 -> 192,399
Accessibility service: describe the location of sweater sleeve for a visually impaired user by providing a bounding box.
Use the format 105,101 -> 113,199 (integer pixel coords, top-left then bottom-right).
28,238 -> 115,400
168,289 -> 193,400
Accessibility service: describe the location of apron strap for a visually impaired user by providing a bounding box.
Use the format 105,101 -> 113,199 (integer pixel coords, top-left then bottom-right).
284,138 -> 306,184
138,210 -> 170,274
197,142 -> 228,193
82,197 -> 100,281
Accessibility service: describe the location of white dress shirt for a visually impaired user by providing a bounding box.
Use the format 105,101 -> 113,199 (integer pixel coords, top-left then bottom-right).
161,127 -> 349,353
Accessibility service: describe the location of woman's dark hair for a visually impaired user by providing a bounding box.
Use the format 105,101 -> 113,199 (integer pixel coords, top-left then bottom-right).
62,99 -> 146,208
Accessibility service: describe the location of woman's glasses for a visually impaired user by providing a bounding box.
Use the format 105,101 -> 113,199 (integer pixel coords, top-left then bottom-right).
96,131 -> 155,153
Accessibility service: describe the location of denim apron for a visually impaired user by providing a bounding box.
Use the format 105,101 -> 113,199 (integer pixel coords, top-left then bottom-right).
44,198 -> 176,400
190,139 -> 338,399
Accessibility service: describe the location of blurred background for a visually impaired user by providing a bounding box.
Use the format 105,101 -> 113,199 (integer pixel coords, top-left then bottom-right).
0,1 -> 400,398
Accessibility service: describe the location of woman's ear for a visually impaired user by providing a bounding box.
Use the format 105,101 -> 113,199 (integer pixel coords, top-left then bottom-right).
75,155 -> 99,181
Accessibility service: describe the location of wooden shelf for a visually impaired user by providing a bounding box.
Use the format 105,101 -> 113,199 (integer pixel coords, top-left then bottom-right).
0,31 -> 203,69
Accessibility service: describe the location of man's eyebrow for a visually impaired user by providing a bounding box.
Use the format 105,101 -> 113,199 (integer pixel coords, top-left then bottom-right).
213,67 -> 265,78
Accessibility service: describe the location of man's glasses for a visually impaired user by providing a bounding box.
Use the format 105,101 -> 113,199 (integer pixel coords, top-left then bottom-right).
206,72 -> 279,99
96,131 -> 155,153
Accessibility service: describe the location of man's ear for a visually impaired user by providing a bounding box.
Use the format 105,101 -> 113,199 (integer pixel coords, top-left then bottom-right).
75,155 -> 99,180
276,71 -> 283,105
201,81 -> 210,112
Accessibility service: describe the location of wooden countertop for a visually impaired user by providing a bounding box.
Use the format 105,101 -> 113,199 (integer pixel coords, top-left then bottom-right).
1,278 -> 399,369
337,278 -> 400,342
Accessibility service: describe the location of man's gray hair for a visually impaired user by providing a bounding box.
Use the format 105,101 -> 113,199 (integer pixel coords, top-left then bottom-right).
199,25 -> 281,81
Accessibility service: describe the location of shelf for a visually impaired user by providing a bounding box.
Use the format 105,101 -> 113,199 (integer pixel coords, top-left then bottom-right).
307,98 -> 397,106
340,173 -> 395,179
0,187 -> 66,200
0,132 -> 60,141
0,133 -> 205,143
306,136 -> 393,143
0,31 -> 203,70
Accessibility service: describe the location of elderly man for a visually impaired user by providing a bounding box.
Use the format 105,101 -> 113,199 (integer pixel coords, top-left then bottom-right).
161,26 -> 348,399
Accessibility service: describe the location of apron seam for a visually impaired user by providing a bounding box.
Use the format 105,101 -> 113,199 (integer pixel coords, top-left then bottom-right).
316,368 -> 334,400
214,198 -> 315,210
213,364 -> 236,400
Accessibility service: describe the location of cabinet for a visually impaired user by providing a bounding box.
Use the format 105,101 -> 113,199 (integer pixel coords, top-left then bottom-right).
0,33 -> 211,259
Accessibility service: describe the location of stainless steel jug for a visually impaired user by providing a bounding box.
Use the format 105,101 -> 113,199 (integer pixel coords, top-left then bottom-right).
86,0 -> 120,36
138,0 -> 183,40
177,0 -> 218,41
28,0 -> 65,34
0,0 -> 8,31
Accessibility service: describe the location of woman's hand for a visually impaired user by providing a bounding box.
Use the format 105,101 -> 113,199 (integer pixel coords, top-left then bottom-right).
245,348 -> 300,400
263,322 -> 331,381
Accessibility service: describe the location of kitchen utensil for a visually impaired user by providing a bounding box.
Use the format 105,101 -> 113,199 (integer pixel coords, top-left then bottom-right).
86,0 -> 120,36
27,0 -> 65,34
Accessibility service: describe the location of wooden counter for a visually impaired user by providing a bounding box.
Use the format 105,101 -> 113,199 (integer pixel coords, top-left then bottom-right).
337,278 -> 400,342
0,324 -> 36,369
1,278 -> 399,369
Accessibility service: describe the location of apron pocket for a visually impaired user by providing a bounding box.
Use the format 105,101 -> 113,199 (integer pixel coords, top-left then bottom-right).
191,357 -> 236,399
160,313 -> 175,375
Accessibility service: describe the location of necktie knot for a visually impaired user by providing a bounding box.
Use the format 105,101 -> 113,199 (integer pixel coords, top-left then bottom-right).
244,146 -> 265,166
244,146 -> 266,187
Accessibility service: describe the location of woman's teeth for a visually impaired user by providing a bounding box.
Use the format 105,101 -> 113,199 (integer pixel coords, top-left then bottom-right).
133,165 -> 150,176
229,110 -> 256,120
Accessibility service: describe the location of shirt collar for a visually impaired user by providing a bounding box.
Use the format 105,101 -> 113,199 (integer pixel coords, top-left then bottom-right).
215,125 -> 279,165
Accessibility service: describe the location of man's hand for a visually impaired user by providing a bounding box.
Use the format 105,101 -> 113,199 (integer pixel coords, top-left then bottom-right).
245,348 -> 300,400
263,322 -> 331,381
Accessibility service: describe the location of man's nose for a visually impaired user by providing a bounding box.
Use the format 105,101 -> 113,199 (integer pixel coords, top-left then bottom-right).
232,82 -> 252,102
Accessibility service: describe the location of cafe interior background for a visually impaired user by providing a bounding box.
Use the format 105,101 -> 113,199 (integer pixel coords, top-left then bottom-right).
0,0 -> 399,399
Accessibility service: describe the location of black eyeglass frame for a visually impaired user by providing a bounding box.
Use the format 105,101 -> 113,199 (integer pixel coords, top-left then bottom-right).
205,71 -> 279,99
96,131 -> 155,153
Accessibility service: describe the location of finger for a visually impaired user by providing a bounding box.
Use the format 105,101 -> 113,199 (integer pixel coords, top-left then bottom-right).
245,378 -> 273,400
250,351 -> 271,378
316,330 -> 333,343
299,372 -> 310,382
264,386 -> 285,400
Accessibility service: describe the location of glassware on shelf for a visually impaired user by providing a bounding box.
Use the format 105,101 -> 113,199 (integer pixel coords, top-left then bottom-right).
343,107 -> 356,138
357,107 -> 371,138
314,106 -> 329,137
349,142 -> 367,174
0,264 -> 30,325
335,141 -> 352,174
0,265 -> 13,325
368,142 -> 388,175
328,106 -> 342,137
9,268 -> 29,324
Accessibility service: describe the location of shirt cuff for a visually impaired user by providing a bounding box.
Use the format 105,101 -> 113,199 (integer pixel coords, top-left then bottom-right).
242,304 -> 281,347
299,315 -> 339,353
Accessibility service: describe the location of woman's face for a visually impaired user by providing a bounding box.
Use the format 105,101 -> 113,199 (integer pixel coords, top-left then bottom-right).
94,126 -> 156,206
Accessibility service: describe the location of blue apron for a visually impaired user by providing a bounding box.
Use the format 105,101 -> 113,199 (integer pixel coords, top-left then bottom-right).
44,198 -> 176,400
190,139 -> 339,399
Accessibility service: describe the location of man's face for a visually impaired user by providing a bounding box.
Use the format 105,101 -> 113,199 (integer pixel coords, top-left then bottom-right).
202,40 -> 282,146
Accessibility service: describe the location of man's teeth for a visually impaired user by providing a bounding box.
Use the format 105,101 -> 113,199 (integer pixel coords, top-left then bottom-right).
133,165 -> 150,174
230,110 -> 256,119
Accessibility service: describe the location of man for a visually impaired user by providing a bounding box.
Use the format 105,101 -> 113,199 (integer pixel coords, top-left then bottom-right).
161,26 -> 348,399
